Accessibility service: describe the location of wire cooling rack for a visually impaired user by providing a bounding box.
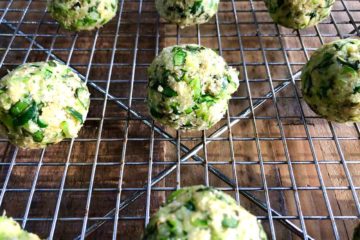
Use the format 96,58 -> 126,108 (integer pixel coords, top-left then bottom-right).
0,0 -> 360,239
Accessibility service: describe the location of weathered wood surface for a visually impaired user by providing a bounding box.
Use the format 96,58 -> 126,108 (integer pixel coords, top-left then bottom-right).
0,0 -> 360,239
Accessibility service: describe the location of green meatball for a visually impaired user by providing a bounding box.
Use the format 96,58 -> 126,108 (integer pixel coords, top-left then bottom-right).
147,44 -> 239,131
0,215 -> 40,240
155,0 -> 219,28
48,0 -> 118,31
0,61 -> 90,149
143,185 -> 267,240
264,0 -> 335,29
301,39 -> 360,122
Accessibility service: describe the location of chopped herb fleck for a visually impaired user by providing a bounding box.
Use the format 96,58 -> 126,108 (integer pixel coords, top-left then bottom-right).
150,107 -> 163,119
185,45 -> 204,52
190,1 -> 204,15
32,130 -> 44,142
48,61 -> 57,67
173,48 -> 187,66
192,218 -> 208,227
184,201 -> 196,211
162,86 -> 178,97
13,103 -> 37,127
222,215 -> 239,228
354,86 -> 360,94
10,97 -> 32,117
336,56 -> 359,71
37,118 -> 48,128
66,107 -> 83,123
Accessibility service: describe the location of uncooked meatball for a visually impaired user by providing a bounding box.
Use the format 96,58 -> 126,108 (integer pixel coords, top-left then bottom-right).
301,39 -> 360,122
0,215 -> 40,240
0,61 -> 90,149
48,0 -> 118,31
143,185 -> 267,240
147,44 -> 239,130
264,0 -> 335,29
155,0 -> 219,28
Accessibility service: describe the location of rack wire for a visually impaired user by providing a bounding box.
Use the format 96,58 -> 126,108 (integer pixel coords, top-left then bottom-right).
0,0 -> 360,239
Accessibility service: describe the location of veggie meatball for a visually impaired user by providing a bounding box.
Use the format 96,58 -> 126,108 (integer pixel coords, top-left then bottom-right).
48,0 -> 118,31
301,39 -> 360,122
155,0 -> 219,28
0,215 -> 40,240
143,185 -> 267,240
147,44 -> 239,131
0,61 -> 90,149
264,0 -> 335,29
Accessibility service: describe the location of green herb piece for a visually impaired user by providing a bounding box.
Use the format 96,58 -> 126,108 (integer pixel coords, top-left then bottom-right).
0,87 -> 7,95
222,76 -> 230,89
81,15 -> 98,26
195,186 -> 212,192
167,189 -> 185,202
336,56 -> 360,71
75,87 -> 89,109
37,118 -> 48,128
222,215 -> 239,228
167,219 -> 177,229
184,108 -> 193,114
29,64 -> 41,68
166,219 -> 182,236
198,95 -> 216,104
334,41 -> 347,50
307,11 -> 317,20
13,103 -> 37,127
172,70 -> 187,82
319,86 -> 329,98
10,98 -> 32,117
190,78 -> 201,100
302,73 -> 312,95
184,201 -> 196,211
185,45 -> 204,52
170,103 -> 180,114
191,1 -> 203,14
161,69 -> 171,83
48,61 -> 57,67
314,52 -> 334,70
182,122 -> 193,128
173,48 -> 187,66
192,218 -> 208,227
162,86 -> 178,97
66,107 -> 83,123
72,2 -> 81,8
0,112 -> 14,130
60,121 -> 71,138
354,86 -> 360,94
44,69 -> 53,79
32,130 -> 44,142
150,107 -> 163,119
341,65 -> 357,78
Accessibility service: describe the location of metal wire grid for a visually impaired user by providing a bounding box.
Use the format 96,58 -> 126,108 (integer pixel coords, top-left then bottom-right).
0,0 -> 359,239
